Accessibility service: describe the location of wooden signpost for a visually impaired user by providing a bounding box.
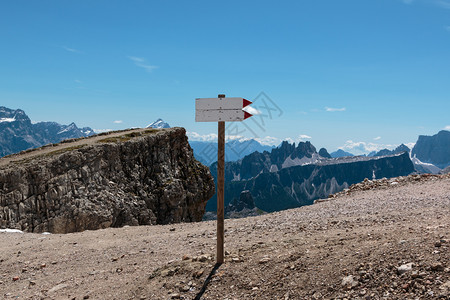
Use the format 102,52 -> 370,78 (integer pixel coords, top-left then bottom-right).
195,94 -> 253,264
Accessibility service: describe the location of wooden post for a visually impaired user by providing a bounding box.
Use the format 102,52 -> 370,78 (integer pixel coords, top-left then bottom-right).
217,94 -> 225,264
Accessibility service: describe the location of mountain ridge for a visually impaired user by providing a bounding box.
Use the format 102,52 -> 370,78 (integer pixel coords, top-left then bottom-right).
0,106 -> 95,157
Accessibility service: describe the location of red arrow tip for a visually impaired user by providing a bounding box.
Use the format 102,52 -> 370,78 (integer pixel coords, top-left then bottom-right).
243,99 -> 252,108
244,111 -> 253,120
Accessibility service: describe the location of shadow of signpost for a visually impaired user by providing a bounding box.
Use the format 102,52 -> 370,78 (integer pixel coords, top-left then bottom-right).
194,263 -> 222,300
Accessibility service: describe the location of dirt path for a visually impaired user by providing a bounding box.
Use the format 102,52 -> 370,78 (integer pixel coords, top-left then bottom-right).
0,176 -> 449,299
0,128 -> 170,168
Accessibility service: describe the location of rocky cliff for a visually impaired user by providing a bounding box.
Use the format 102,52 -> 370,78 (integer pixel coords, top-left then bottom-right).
0,127 -> 215,233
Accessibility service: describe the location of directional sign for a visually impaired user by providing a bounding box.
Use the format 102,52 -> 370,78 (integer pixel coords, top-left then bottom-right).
195,97 -> 253,122
194,95 -> 253,264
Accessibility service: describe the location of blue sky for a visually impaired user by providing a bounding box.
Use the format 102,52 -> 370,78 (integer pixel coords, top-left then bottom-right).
1,0 -> 450,154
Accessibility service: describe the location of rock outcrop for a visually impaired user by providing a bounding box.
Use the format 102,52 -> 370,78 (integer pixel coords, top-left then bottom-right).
0,127 -> 215,233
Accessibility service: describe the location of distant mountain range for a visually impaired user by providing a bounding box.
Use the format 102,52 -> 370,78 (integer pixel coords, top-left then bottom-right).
328,132 -> 450,174
144,118 -> 274,164
330,149 -> 355,158
189,139 -> 275,165
207,140 -> 414,212
0,106 -> 94,157
1,106 -> 448,177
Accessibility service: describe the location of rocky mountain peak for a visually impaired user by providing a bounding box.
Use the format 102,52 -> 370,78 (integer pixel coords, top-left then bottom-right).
412,130 -> 450,169
0,107 -> 95,157
147,118 -> 171,129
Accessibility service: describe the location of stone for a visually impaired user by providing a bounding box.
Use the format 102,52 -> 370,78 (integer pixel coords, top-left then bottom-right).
259,256 -> 271,264
439,281 -> 450,293
179,285 -> 190,292
48,283 -> 69,293
193,269 -> 204,278
170,293 -> 181,299
341,275 -> 358,289
431,262 -> 445,272
397,263 -> 413,275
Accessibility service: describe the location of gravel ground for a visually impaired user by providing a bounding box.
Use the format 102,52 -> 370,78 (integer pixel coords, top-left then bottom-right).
0,175 -> 449,299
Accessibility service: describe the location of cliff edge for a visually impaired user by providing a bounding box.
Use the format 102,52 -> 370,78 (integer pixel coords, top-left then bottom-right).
0,127 -> 215,233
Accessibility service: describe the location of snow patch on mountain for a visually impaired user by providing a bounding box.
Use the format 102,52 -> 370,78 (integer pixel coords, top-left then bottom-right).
0,117 -> 16,123
410,155 -> 441,174
281,153 -> 322,169
146,118 -> 170,129
57,123 -> 77,135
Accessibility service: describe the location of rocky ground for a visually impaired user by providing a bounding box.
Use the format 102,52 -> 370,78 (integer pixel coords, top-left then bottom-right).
0,174 -> 449,299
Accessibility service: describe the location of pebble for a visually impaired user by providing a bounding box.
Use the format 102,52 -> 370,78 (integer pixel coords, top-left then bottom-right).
179,285 -> 190,292
341,275 -> 358,289
182,254 -> 190,261
48,283 -> 69,293
193,269 -> 204,278
170,293 -> 181,299
397,263 -> 413,275
259,256 -> 271,264
12,276 -> 19,281
440,280 -> 450,292
431,262 -> 444,272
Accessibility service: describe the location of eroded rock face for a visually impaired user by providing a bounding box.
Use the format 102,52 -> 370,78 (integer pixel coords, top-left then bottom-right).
0,128 -> 215,233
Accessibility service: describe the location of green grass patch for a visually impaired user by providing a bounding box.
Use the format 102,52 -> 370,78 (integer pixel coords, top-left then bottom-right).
98,129 -> 158,144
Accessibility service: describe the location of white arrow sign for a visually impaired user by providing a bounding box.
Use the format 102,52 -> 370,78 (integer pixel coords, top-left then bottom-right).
195,97 -> 253,122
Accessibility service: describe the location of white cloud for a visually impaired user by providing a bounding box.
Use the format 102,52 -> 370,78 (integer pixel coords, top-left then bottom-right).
113,120 -> 123,124
255,136 -> 280,146
325,107 -> 346,112
339,140 -> 396,156
128,56 -> 145,63
187,132 -> 280,146
62,46 -> 81,53
74,79 -> 82,84
444,125 -> 450,130
405,142 -> 416,150
298,134 -> 312,140
373,136 -> 381,140
445,26 -> 450,32
187,131 -> 218,142
127,56 -> 158,72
